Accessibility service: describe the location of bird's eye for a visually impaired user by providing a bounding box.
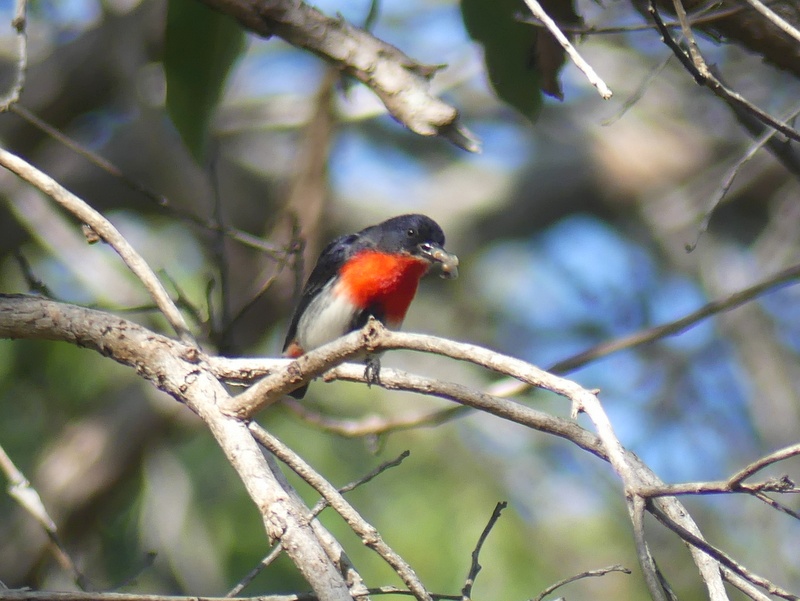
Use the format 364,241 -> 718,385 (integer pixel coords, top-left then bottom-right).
406,228 -> 416,238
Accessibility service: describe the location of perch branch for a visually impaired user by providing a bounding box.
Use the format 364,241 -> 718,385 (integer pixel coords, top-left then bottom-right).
0,295 -> 355,601
0,295 -> 732,598
227,450 -> 411,597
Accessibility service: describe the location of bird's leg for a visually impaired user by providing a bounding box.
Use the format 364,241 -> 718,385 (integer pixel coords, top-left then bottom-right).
364,354 -> 381,388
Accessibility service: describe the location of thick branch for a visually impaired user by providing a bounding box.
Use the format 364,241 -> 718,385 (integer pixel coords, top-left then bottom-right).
195,0 -> 479,152
0,295 -> 731,598
0,294 -> 353,601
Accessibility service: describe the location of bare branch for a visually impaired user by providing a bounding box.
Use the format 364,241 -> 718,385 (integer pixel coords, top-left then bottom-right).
0,295 -> 732,598
0,0 -> 27,111
521,0 -> 613,98
461,502 -> 507,600
519,5 -> 745,34
551,261 -> 800,374
728,444 -> 800,487
0,593 -> 311,601
0,444 -> 90,589
0,148 -> 196,345
687,102 -> 800,252
282,397 -> 469,438
227,450 -> 411,597
8,105 -> 291,258
649,504 -> 799,600
649,1 -> 800,144
249,423 -> 434,601
195,0 -> 479,152
532,564 -> 631,601
639,478 -> 798,497
630,495 -> 670,601
740,0 -> 800,43
0,295 -> 355,601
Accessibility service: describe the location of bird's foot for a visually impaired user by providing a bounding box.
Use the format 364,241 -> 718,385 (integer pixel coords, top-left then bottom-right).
364,355 -> 381,388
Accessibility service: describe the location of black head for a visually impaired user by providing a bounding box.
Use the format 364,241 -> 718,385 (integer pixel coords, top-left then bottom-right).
363,214 -> 445,253
360,214 -> 459,278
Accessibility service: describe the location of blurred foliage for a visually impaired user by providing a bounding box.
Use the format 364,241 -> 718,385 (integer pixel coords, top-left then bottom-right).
460,0 -> 545,117
1,0 -> 800,599
164,0 -> 245,162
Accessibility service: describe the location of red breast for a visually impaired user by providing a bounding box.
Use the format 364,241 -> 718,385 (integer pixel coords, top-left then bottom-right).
336,250 -> 431,324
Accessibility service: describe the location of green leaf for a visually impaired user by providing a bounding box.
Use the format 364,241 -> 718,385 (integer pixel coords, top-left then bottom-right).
164,0 -> 246,163
460,0 -> 544,120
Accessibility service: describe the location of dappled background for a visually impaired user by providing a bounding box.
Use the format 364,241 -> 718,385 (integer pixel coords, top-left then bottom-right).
1,0 -> 800,598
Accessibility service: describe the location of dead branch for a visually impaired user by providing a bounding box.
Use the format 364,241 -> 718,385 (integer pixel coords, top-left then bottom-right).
5,295 -> 788,600
0,445 -> 89,589
0,147 -> 195,344
0,294 -> 356,601
193,0 -> 479,152
532,564 -> 631,601
249,423 -> 433,601
461,502 -> 507,600
648,0 -> 800,144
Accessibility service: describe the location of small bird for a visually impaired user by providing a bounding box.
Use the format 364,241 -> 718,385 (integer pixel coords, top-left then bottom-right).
283,214 -> 459,398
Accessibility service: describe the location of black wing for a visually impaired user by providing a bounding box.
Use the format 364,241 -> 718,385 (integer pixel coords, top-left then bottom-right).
282,233 -> 361,351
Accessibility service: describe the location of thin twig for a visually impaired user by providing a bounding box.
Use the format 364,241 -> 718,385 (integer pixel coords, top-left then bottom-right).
461,502 -> 507,601
639,478 -> 797,497
532,564 -> 631,601
0,295 -> 730,599
550,260 -> 800,374
9,105 -> 289,258
282,398 -> 469,438
208,155 -> 233,352
227,450 -> 411,597
225,545 -> 284,597
248,423 -> 434,601
198,0 -> 479,151
0,443 -> 91,589
751,491 -> 800,521
521,0 -> 612,99
602,54 -> 672,126
649,1 -> 800,144
13,249 -> 55,297
670,0 -> 708,77
740,0 -> 800,43
728,443 -> 800,487
519,5 -> 744,34
687,102 -> 800,252
0,147 -> 196,344
0,590 -> 466,601
0,0 -> 27,111
649,504 -> 799,600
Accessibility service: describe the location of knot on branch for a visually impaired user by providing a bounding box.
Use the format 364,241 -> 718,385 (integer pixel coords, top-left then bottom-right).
362,317 -> 386,353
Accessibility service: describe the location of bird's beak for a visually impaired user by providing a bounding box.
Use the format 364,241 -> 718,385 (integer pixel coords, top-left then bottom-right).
418,242 -> 459,279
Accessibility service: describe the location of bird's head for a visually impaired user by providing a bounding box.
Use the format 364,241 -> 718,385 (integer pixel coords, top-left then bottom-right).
365,214 -> 459,279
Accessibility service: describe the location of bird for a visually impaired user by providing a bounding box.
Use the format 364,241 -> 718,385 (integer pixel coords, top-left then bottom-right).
282,214 -> 459,398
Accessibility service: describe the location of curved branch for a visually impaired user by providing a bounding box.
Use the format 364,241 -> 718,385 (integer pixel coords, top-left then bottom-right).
0,147 -> 196,345
193,0 -> 479,152
0,295 -> 732,599
0,294 -> 354,601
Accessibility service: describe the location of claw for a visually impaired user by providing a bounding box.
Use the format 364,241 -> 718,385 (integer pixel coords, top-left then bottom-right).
364,355 -> 382,388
